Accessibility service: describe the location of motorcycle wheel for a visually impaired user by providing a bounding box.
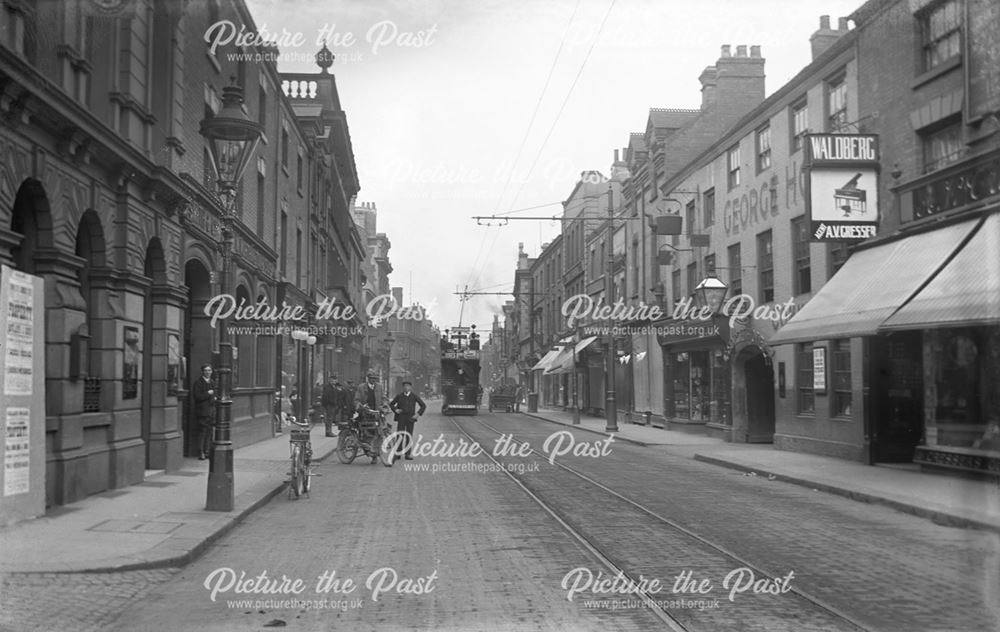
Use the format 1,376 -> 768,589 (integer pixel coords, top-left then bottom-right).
337,432 -> 358,464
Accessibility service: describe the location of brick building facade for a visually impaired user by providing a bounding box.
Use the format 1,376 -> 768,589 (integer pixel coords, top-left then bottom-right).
508,0 -> 999,474
657,23 -> 860,451
773,0 -> 1000,474
0,0 -> 368,509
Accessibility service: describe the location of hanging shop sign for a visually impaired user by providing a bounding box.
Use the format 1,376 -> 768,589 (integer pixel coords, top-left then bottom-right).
804,134 -> 880,242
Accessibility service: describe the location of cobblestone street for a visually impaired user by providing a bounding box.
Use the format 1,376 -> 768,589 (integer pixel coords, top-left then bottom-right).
0,569 -> 178,632
3,0 -> 1000,630
5,411 -> 998,632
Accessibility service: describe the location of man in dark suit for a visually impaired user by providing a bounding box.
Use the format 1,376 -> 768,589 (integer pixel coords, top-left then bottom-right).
192,364 -> 216,460
340,380 -> 356,423
389,381 -> 426,460
321,375 -> 340,437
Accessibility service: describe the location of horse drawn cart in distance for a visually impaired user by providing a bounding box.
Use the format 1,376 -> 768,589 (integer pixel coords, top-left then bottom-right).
488,386 -> 517,413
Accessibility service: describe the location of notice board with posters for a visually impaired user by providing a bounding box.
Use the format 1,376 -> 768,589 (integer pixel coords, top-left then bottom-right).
804,133 -> 880,242
0,265 -> 46,523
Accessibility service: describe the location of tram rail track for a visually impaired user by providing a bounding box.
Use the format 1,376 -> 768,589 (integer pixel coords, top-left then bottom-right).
448,414 -> 877,632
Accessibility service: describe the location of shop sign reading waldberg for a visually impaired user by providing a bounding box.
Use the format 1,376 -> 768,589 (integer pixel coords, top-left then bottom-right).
805,134 -> 880,242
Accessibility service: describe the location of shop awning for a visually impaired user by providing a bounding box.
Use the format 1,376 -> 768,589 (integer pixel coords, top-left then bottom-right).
881,213 -> 1000,330
769,218 -> 980,345
545,336 -> 598,375
531,338 -> 572,372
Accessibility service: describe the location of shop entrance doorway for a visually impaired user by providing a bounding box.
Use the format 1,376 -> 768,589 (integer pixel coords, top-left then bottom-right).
742,351 -> 775,443
870,332 -> 924,462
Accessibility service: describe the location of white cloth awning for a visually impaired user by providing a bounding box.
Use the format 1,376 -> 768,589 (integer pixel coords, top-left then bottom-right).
545,336 -> 598,375
769,218 -> 979,345
532,338 -> 572,371
882,213 -> 1000,330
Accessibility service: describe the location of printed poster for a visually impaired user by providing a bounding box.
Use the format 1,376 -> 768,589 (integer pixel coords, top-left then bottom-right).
4,407 -> 30,496
4,269 -> 34,396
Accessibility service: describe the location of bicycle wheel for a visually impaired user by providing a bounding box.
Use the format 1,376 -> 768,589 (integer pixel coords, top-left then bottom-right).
302,452 -> 311,493
337,431 -> 358,464
289,445 -> 303,498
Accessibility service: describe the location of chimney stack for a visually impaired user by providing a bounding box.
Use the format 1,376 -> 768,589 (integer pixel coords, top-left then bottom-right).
810,15 -> 847,60
699,65 -> 718,110
714,44 -> 765,106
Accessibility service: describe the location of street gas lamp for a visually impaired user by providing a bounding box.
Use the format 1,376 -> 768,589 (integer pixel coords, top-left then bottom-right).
694,270 -> 729,315
200,81 -> 263,512
384,332 -> 396,393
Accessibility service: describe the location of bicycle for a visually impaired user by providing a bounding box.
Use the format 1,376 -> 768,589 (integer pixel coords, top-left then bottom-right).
287,415 -> 313,498
337,405 -> 397,467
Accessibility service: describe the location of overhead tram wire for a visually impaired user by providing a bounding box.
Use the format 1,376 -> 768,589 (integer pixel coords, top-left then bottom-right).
505,0 -> 618,212
463,0 -> 583,295
469,0 -> 619,293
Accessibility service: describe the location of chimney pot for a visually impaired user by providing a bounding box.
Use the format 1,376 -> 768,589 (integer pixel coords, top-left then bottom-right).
614,149 -> 620,162
736,45 -> 747,57
820,15 -> 830,29
750,45 -> 761,58
721,44 -> 731,57
838,17 -> 849,30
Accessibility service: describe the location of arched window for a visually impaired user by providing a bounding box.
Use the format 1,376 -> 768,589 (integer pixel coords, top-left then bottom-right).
76,211 -> 106,411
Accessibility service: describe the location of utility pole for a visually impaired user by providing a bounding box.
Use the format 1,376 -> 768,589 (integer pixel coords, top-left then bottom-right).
605,183 -> 619,433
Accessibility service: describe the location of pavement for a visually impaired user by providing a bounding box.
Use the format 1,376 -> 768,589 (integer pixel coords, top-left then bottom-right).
0,426 -> 342,574
2,400 -> 997,578
521,406 -> 1000,534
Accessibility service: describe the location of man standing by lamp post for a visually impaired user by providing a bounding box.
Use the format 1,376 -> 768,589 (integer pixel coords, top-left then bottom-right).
199,81 -> 263,512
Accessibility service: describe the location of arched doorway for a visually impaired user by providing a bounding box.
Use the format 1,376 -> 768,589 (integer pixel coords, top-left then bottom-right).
183,258 -> 213,457
741,348 -> 775,443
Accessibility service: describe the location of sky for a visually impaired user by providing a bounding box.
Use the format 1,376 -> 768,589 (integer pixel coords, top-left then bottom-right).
244,0 -> 864,332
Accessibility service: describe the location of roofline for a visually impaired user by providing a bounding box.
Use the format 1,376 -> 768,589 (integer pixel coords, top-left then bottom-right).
661,23 -> 861,193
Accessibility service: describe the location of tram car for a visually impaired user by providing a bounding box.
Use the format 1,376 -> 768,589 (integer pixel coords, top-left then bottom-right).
440,327 -> 481,416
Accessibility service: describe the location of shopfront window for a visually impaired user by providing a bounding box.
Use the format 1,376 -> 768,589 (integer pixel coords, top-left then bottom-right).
667,349 -> 731,425
832,339 -> 851,416
930,328 -> 999,450
672,353 -> 690,419
711,351 -> 732,425
690,351 -> 710,421
797,342 -> 815,414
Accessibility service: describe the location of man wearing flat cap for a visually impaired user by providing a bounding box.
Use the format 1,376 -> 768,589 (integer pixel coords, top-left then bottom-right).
355,370 -> 388,411
389,381 -> 426,460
